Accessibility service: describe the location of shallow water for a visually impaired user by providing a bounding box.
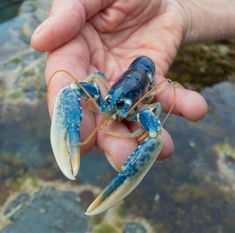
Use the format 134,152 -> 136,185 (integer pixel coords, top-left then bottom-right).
0,1 -> 235,233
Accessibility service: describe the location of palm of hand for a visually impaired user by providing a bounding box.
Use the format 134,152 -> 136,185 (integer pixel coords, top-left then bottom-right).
32,0 -> 207,168
76,0 -> 183,80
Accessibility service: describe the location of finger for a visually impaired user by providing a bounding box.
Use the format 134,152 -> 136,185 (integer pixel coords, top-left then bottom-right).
155,75 -> 208,121
31,0 -> 115,51
46,34 -> 95,154
157,129 -> 174,161
97,118 -> 174,171
96,115 -> 138,171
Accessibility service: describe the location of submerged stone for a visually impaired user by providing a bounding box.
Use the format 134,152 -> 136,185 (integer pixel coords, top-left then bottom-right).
123,222 -> 148,233
1,187 -> 89,233
214,143 -> 235,189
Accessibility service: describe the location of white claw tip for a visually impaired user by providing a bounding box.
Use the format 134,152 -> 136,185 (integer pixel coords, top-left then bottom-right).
84,211 -> 91,216
84,197 -> 105,216
63,172 -> 76,181
84,209 -> 100,216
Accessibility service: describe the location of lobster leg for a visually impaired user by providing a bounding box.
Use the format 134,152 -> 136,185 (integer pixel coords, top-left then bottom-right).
50,72 -> 107,180
85,106 -> 163,215
84,71 -> 110,98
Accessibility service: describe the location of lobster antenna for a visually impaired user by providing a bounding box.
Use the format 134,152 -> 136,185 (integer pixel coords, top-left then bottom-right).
47,70 -> 99,109
137,131 -> 148,142
79,116 -> 108,146
161,79 -> 176,126
100,127 -> 144,139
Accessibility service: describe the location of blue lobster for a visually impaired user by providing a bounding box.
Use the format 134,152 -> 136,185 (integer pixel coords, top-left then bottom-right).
50,56 -> 176,215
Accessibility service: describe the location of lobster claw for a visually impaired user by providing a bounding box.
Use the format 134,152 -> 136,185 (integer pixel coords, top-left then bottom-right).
85,136 -> 163,215
50,85 -> 82,180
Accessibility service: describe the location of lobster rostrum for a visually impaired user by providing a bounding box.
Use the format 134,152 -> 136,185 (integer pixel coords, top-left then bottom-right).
50,56 -> 177,215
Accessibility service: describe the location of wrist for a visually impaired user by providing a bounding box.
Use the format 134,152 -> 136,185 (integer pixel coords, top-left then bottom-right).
177,0 -> 235,43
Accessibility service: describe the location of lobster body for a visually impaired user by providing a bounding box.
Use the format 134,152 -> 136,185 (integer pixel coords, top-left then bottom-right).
50,56 -> 175,215
100,56 -> 156,119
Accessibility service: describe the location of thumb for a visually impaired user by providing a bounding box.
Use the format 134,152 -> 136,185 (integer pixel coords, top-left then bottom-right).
31,0 -> 115,52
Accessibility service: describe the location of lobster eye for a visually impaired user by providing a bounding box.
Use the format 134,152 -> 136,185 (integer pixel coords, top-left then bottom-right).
106,96 -> 111,104
116,99 -> 125,107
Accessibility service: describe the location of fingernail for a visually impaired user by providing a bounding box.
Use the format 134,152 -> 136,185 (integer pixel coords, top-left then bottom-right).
105,152 -> 120,172
34,23 -> 44,35
32,19 -> 49,39
157,151 -> 174,162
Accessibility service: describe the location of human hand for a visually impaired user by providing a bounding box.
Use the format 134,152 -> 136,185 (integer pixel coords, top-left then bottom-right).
31,0 -> 208,170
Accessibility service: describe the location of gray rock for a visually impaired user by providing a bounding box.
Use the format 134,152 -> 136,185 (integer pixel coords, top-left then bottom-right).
20,1 -> 36,13
1,187 -> 89,233
3,193 -> 30,217
123,222 -> 148,233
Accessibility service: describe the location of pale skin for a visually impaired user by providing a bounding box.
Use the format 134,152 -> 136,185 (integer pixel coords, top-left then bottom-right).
31,0 -> 235,170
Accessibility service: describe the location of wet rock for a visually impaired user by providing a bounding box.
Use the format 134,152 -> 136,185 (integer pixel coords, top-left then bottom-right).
214,143 -> 235,189
3,193 -> 30,217
0,0 -> 24,23
0,101 -> 51,169
92,223 -> 119,233
0,0 -> 49,105
202,82 -> 235,128
123,222 -> 148,233
1,187 -> 89,233
168,41 -> 235,91
20,1 -> 36,13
